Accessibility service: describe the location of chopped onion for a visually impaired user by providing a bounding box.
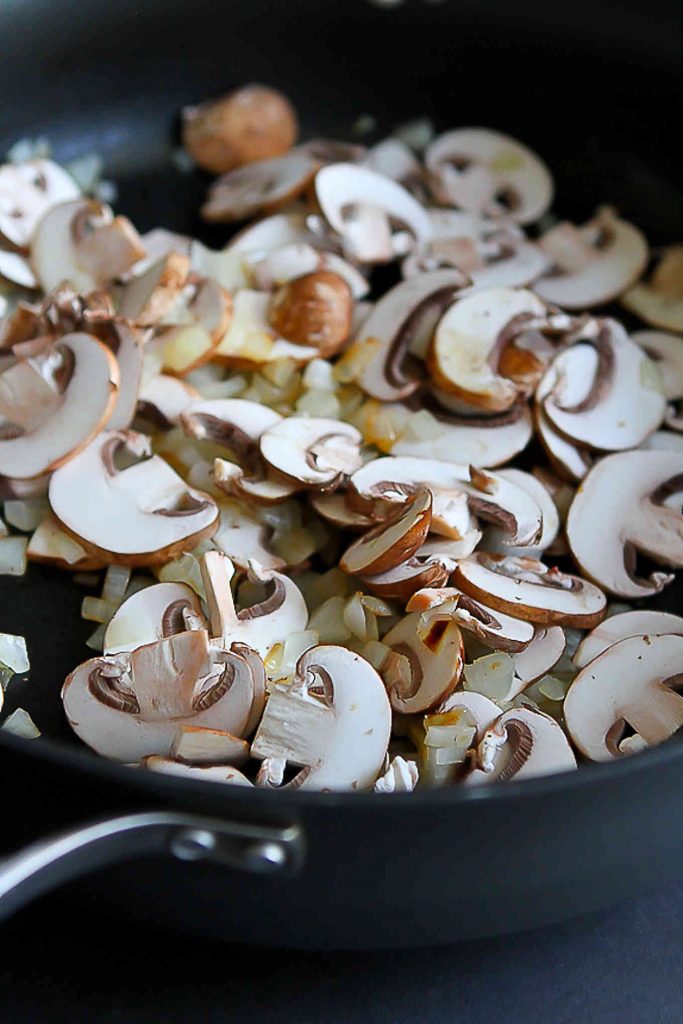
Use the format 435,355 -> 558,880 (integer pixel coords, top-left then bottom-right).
0,514 -> 7,538
538,674 -> 570,701
157,553 -> 205,598
0,633 -> 29,676
264,630 -> 319,682
86,623 -> 107,652
272,526 -> 318,566
393,117 -> 435,153
199,375 -> 248,399
64,152 -> 103,193
308,596 -> 353,644
374,755 -> 419,793
3,498 -> 50,532
343,593 -> 369,639
463,653 -> 515,702
72,572 -> 101,588
295,389 -> 341,418
1,707 -> 40,738
302,359 -> 336,392
81,596 -> 117,624
0,536 -> 28,576
101,565 -> 131,606
402,409 -> 444,442
356,639 -> 391,670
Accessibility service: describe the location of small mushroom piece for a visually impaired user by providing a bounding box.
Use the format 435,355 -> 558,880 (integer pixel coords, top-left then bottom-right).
32,199 -> 145,293
534,207 -> 648,308
428,287 -> 549,412
455,552 -> 606,628
512,626 -> 566,686
0,158 -> 80,249
374,755 -> 419,793
117,252 -> 191,325
213,499 -> 285,571
169,725 -> 250,765
94,322 -> 143,431
574,610 -> 683,669
622,246 -> 683,333
425,128 -> 553,225
537,319 -> 665,451
340,489 -> 432,576
360,552 -> 457,601
381,611 -> 464,713
201,151 -> 319,223
252,644 -> 391,791
565,634 -> 683,761
137,374 -> 199,429
466,707 -> 577,784
260,416 -> 362,488
482,467 -> 559,556
534,405 -> 592,482
49,429 -> 219,566
0,248 -> 37,288
268,271 -> 353,358
632,330 -> 683,401
142,758 -> 253,786
566,450 -> 683,598
407,587 -> 535,652
0,333 -> 119,479
103,581 -> 206,655
62,628 -> 263,761
309,491 -> 375,531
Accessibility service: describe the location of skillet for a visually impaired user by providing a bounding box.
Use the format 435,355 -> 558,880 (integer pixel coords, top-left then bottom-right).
0,0 -> 682,949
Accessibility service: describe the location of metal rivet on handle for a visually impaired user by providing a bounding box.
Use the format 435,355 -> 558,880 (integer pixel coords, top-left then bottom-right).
243,840 -> 288,872
170,828 -> 217,861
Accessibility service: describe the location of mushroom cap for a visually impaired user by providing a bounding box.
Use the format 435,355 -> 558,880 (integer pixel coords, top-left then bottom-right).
259,415 -> 362,487
0,333 -> 119,479
425,128 -> 553,225
565,634 -> 683,761
566,449 -> 683,598
340,488 -> 432,576
212,499 -> 285,571
381,611 -> 464,713
0,158 -> 80,249
574,610 -> 683,669
360,551 -> 456,600
251,644 -> 392,791
466,706 -> 577,783
455,552 -> 606,628
103,581 -> 205,655
49,429 -> 219,565
62,629 -> 262,761
214,289 -> 319,367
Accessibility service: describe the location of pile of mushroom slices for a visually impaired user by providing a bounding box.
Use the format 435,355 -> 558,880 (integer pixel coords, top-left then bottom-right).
3,92 -> 683,793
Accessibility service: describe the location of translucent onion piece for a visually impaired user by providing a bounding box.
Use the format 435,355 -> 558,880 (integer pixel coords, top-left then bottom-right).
463,653 -> 516,702
0,536 -> 28,576
1,707 -> 40,738
0,633 -> 29,676
3,498 -> 50,533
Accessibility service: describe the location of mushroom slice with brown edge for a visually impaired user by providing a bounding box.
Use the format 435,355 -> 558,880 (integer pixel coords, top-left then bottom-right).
360,552 -> 457,601
0,333 -> 119,479
0,158 -> 80,250
565,634 -> 683,762
314,162 -> 431,264
534,207 -> 648,309
353,270 -> 465,402
260,416 -> 362,489
32,199 -> 145,293
201,150 -> 319,223
566,450 -> 683,599
213,499 -> 285,572
142,758 -> 253,786
407,586 -> 534,652
137,375 -> 199,429
455,552 -> 606,628
425,128 -> 553,225
268,270 -> 354,359
381,611 -> 464,713
117,252 -> 191,325
534,404 -> 592,482
574,610 -> 683,670
251,644 -> 391,792
200,550 -> 307,660
512,626 -> 566,686
49,429 -> 218,566
428,287 -> 549,413
214,458 -> 299,506
465,706 -> 576,784
632,330 -> 683,401
482,467 -> 559,556
309,491 -> 375,532
537,319 -> 665,451
103,581 -> 206,655
622,246 -> 683,333
61,628 -> 262,762
340,488 -> 432,576
93,322 -> 143,431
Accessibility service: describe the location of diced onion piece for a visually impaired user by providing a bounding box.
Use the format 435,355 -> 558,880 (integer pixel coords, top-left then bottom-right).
0,536 -> 28,576
0,633 -> 29,675
1,707 -> 40,738
101,565 -> 132,606
264,629 -> 319,682
86,623 -> 107,652
308,596 -> 353,644
157,553 -> 206,598
3,498 -> 50,533
537,674 -> 570,701
81,596 -> 118,624
463,653 -> 516,702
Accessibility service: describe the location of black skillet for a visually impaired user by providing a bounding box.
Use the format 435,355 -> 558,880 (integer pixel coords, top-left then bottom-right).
0,0 -> 682,950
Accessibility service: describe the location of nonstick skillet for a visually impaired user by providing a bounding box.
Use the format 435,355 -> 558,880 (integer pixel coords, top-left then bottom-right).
0,0 -> 682,950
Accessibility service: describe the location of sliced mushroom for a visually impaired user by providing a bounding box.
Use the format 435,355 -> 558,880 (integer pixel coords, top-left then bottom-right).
574,610 -> 683,669
537,319 -> 665,451
49,429 -> 219,565
406,586 -> 535,652
251,644 -> 391,791
340,489 -> 432,576
565,634 -> 683,761
381,612 -> 464,713
227,210 -> 314,256
214,457 -> 299,506
534,404 -> 592,482
0,248 -> 37,288
212,499 -> 285,571
268,270 -> 353,358
309,491 -> 375,531
117,252 -> 191,325
0,158 -> 80,250
62,628 -> 262,761
437,690 -> 501,739
141,758 -> 253,786
0,333 -> 119,479
455,552 -> 606,628
362,138 -> 425,194
260,416 -> 362,488
622,246 -> 683,333
425,128 -> 553,225
466,707 -> 576,783
566,450 -> 683,598
32,199 -> 145,293
632,330 -> 683,401
214,289 -> 319,366
360,551 -> 457,600
137,374 -> 199,429
482,467 -> 559,556
201,150 -> 319,223
534,207 -> 648,308
94,322 -> 143,431
248,242 -> 368,299
103,581 -> 205,655
512,626 -> 566,685
151,277 -> 233,376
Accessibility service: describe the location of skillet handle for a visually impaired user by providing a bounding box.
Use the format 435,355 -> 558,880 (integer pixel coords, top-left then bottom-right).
0,810 -> 304,921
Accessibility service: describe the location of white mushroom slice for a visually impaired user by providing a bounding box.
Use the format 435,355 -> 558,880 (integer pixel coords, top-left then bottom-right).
374,755 -> 419,793
534,405 -> 592,482
309,492 -> 375,531
565,634 -> 683,762
27,510 -> 103,570
455,552 -> 606,628
214,289 -> 319,366
118,252 -> 191,326
32,199 -> 145,293
251,644 -> 391,791
466,707 -> 576,783
642,430 -> 683,454
428,287 -> 548,412
182,397 -> 281,452
99,322 -> 143,431
214,458 -> 299,506
622,246 -> 683,333
49,430 -> 218,566
392,401 -> 533,468
137,375 -> 199,429
169,725 -> 250,765
407,587 -> 535,652
260,416 -> 362,488
360,552 -> 457,601
574,610 -> 683,669
227,210 -> 313,256
0,333 -> 119,479
425,128 -> 553,225
340,489 -> 432,576
0,249 -> 37,288
200,551 -> 307,660
353,271 -> 466,401
381,612 -> 463,713
632,330 -> 683,401
62,629 -> 262,761
483,468 -> 559,556
0,158 -> 80,249
202,151 -> 319,223
512,626 -> 566,685
142,758 -> 253,786
103,581 -> 205,655
537,320 -> 665,451
125,228 -> 191,277
213,500 -> 284,571
363,139 -> 424,190
566,450 -> 683,599
314,163 -> 431,263
534,208 -> 648,308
